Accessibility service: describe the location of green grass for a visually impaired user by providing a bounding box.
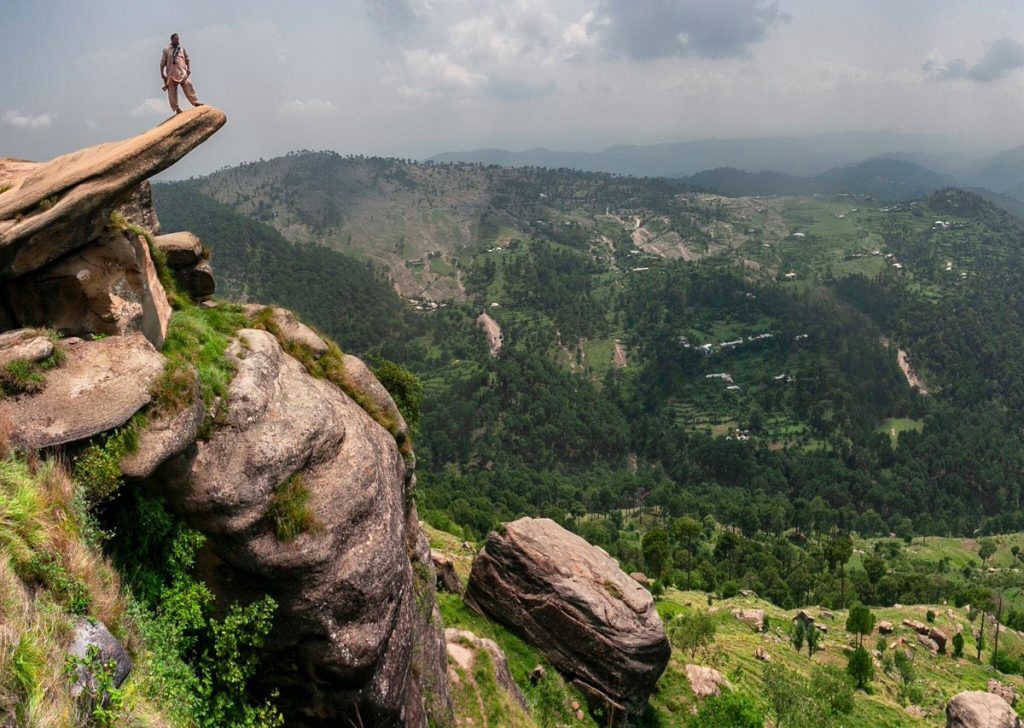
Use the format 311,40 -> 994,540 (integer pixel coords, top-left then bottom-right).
877,418 -> 924,446
155,304 -> 248,419
437,593 -> 597,727
654,588 -> 1024,726
268,474 -> 319,542
0,331 -> 65,399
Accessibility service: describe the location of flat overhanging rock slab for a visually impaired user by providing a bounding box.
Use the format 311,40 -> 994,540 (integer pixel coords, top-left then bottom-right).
0,106 -> 226,277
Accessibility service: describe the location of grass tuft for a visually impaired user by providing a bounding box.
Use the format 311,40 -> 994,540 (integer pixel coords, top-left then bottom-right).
268,474 -> 320,542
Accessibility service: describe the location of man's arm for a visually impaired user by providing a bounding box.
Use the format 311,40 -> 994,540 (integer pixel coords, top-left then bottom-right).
183,48 -> 191,76
160,49 -> 167,81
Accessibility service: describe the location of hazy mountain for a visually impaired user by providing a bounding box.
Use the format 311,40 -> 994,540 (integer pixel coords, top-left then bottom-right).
960,144 -> 1024,193
432,131 -> 967,177
684,157 -> 957,201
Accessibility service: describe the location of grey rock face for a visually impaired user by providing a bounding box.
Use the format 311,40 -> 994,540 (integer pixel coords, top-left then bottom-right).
9,229 -> 171,347
946,690 -> 1021,728
1,333 -> 164,450
117,180 -> 161,234
155,329 -> 442,725
0,328 -> 54,368
68,618 -> 133,696
120,377 -> 203,479
464,517 -> 670,719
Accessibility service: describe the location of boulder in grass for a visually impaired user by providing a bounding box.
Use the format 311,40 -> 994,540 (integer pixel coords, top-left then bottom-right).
946,690 -> 1020,728
464,517 -> 670,719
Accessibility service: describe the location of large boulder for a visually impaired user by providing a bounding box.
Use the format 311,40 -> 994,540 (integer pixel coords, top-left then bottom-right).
684,664 -> 731,699
154,231 -> 215,301
153,231 -> 203,267
154,329 -> 441,726
9,229 -> 171,347
946,691 -> 1021,728
242,304 -> 329,358
342,353 -> 408,444
732,608 -> 765,632
0,107 -> 225,278
1,333 -> 164,450
464,517 -> 670,718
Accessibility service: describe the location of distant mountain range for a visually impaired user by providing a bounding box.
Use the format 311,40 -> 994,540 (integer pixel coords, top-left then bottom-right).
431,131 -> 969,177
432,133 -> 1024,215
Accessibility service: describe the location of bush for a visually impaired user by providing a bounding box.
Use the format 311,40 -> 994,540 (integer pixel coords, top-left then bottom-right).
926,609 -> 935,623
685,691 -> 763,728
371,357 -> 423,434
847,646 -> 874,690
952,631 -> 965,658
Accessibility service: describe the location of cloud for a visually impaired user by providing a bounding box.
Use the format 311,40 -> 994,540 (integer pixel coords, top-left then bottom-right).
130,98 -> 168,117
2,110 -> 56,129
597,0 -> 789,60
280,98 -> 337,115
362,0 -> 432,30
392,49 -> 488,100
923,38 -> 1024,82
487,77 -> 557,101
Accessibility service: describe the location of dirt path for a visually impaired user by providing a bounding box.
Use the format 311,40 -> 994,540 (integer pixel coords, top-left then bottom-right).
613,340 -> 628,368
897,349 -> 929,394
883,338 -> 929,394
477,312 -> 503,356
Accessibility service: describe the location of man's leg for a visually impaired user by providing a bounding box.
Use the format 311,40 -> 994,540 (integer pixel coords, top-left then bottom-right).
167,82 -> 182,113
180,78 -> 202,107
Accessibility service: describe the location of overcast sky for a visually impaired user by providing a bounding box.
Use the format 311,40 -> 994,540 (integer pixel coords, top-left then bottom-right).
2,0 -> 1024,177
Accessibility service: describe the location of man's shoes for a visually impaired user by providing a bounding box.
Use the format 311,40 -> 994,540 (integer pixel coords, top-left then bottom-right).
193,102 -> 205,107
174,109 -> 183,114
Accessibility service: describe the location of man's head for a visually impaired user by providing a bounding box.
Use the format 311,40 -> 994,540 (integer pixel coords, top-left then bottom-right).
170,33 -> 180,46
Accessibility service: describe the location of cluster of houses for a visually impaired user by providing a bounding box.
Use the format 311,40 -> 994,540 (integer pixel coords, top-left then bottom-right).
679,330 -> 812,358
406,298 -> 447,312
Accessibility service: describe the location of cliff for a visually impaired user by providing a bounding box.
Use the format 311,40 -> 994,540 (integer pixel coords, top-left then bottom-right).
0,109 -> 451,726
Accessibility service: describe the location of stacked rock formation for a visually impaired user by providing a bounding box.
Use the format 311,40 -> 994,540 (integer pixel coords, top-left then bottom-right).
464,517 -> 670,720
0,109 -> 451,727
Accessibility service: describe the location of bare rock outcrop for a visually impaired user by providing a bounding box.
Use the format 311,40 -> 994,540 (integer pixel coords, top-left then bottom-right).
684,664 -> 731,699
120,378 -> 203,479
9,229 -> 171,347
2,333 -> 164,450
117,180 -> 161,234
446,628 -> 527,711
432,550 -> 464,593
0,107 -> 225,277
342,352 -> 408,443
946,690 -> 1021,728
464,517 -> 670,719
154,329 -> 442,725
241,304 -> 329,358
154,231 -> 215,301
732,608 -> 765,632
0,328 -> 53,368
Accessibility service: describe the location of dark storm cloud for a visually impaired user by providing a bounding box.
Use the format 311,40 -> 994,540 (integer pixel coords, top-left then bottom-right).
924,38 -> 1024,82
599,0 -> 789,60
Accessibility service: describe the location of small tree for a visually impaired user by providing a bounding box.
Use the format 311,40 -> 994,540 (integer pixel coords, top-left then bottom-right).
804,621 -> 821,658
847,646 -> 874,690
952,631 -> 964,658
926,609 -> 936,623
668,610 -> 717,660
979,537 -> 997,566
845,603 -> 876,648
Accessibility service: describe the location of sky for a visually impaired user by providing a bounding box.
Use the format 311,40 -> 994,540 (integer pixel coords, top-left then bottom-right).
2,0 -> 1024,177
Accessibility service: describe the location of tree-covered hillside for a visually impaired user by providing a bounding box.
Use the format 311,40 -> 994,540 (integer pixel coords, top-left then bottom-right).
156,158 -> 1024,546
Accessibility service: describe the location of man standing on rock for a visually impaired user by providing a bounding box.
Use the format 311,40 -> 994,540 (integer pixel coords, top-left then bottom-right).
160,33 -> 204,114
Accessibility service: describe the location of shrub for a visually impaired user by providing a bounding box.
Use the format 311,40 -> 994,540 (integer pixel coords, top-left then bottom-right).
74,425 -> 139,502
371,357 -> 423,434
668,610 -> 717,659
952,631 -> 965,658
686,691 -> 763,728
847,646 -> 874,690
926,609 -> 935,623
